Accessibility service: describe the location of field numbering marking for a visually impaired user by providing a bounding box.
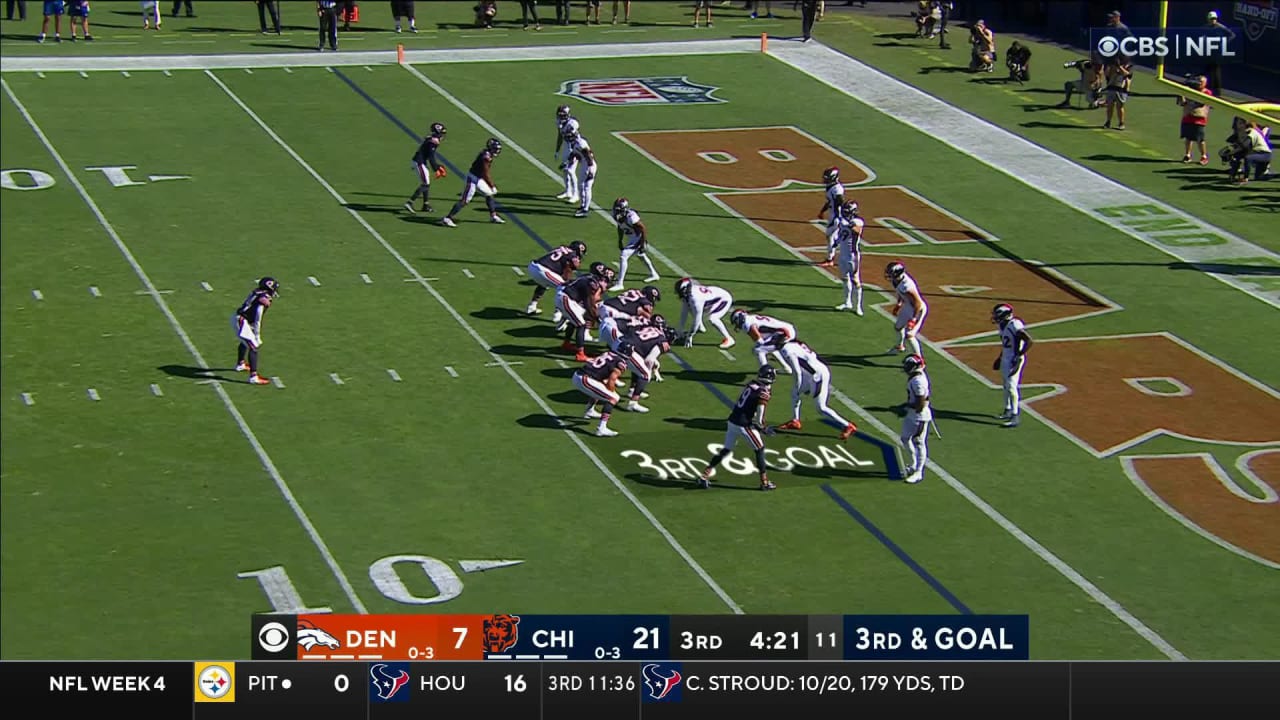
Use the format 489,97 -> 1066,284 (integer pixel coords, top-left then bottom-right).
1,77 -> 368,615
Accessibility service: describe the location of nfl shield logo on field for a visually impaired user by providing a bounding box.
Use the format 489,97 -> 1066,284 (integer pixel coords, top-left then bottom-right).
559,77 -> 725,106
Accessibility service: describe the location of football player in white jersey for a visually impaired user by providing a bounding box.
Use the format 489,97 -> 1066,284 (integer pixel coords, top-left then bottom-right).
833,200 -> 866,315
554,105 -> 581,203
774,340 -> 858,440
885,261 -> 928,356
730,309 -> 796,373
991,303 -> 1033,428
570,134 -> 597,218
609,197 -> 660,290
817,166 -> 846,267
900,353 -> 932,484
675,277 -> 735,349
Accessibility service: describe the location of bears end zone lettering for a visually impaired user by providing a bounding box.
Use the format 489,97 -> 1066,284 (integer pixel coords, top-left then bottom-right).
559,77 -> 724,106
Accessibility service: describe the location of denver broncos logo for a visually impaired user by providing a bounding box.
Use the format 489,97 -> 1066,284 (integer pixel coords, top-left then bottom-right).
482,614 -> 520,653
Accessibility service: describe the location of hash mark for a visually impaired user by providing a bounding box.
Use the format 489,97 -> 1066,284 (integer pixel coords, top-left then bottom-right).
122,71 -> 131,78
485,360 -> 524,367
20,393 -> 34,406
32,289 -> 43,301
87,388 -> 101,401
271,376 -> 285,389
444,366 -> 459,378
201,281 -> 213,292
37,72 -> 45,78
163,70 -> 172,77
283,67 -> 293,74
387,368 -> 401,382
720,349 -> 737,361
244,68 -> 254,74
89,286 -> 101,297
79,71 -> 88,78
462,268 -> 475,279
329,373 -> 345,385
364,66 -> 374,72
150,384 -> 164,397
555,360 -> 569,368
360,273 -> 373,284
308,276 -> 321,286
511,266 -> 523,276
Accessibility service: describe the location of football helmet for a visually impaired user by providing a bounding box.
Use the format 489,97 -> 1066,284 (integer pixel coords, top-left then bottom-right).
902,354 -> 926,375
616,340 -> 635,358
675,277 -> 694,300
885,261 -> 906,285
757,365 -> 778,384
486,138 -> 502,156
839,200 -> 859,219
730,309 -> 748,331
569,240 -> 588,257
663,326 -> 680,344
599,267 -> 617,284
258,277 -> 280,297
823,166 -> 840,186
642,285 -> 661,304
651,314 -> 667,329
429,122 -> 446,138
589,261 -> 608,278
556,104 -> 571,121
612,197 -> 630,221
991,303 -> 1014,326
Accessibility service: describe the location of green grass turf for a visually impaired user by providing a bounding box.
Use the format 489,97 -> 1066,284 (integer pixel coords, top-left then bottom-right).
3,3 -> 1277,662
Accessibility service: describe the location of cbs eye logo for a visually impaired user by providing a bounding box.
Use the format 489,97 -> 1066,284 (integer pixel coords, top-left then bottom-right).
258,621 -> 291,653
1096,35 -> 1120,57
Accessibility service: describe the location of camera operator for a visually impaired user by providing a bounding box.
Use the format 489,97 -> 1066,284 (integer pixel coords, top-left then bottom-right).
1102,57 -> 1132,130
1176,74 -> 1212,165
968,19 -> 995,73
1058,59 -> 1104,108
1006,40 -> 1031,82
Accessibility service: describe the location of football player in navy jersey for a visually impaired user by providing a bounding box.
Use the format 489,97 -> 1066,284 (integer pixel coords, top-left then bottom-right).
525,240 -> 586,319
556,269 -> 608,362
232,277 -> 279,386
700,366 -> 777,490
441,138 -> 504,227
404,122 -> 446,215
572,346 -> 631,437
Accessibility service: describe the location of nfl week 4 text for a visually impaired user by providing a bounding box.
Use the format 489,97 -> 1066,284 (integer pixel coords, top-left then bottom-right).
622,442 -> 873,481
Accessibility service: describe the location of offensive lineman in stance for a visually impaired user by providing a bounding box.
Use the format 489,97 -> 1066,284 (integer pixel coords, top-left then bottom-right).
699,366 -> 778,491
572,345 -> 630,437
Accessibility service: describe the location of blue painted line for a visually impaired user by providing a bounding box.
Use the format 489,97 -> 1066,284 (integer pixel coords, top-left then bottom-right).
821,483 -> 972,614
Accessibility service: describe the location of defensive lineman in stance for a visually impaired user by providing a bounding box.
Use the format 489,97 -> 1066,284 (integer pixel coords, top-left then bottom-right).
675,277 -> 735,349
730,309 -> 795,373
900,354 -> 932,484
885,261 -> 928,356
991,303 -> 1033,428
700,366 -> 777,491
232,277 -> 279,386
774,340 -> 858,440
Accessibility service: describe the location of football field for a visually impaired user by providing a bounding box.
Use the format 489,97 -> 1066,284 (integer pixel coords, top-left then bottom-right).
2,5 -> 1277,662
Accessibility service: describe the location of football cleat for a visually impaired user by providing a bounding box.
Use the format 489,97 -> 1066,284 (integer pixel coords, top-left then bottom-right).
776,419 -> 802,431
403,201 -> 416,215
839,423 -> 858,440
555,192 -> 572,200
625,401 -> 649,413
490,214 -> 505,224
595,426 -> 619,438
235,361 -> 250,372
608,283 -> 625,292
887,344 -> 905,354
759,476 -> 777,491
248,374 -> 270,385
643,274 -> 660,282
440,217 -> 457,227
904,472 -> 923,484
525,303 -> 540,315
1003,416 -> 1020,428
719,337 -> 736,349
584,406 -> 602,419
561,340 -> 577,352
574,208 -> 588,218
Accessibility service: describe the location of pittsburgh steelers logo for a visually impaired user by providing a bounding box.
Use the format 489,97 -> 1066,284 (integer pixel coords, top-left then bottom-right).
198,665 -> 233,700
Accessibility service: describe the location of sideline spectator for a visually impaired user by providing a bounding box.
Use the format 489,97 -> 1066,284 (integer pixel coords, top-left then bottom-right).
66,0 -> 89,39
317,0 -> 338,50
391,0 -> 415,32
141,0 -> 160,29
1006,40 -> 1030,82
1203,11 -> 1235,98
553,0 -> 569,25
610,0 -> 628,24
256,0 -> 280,34
1058,58 -> 1104,108
1236,121 -> 1272,183
518,0 -> 540,30
585,0 -> 600,25
475,0 -> 495,28
1176,75 -> 1212,164
694,0 -> 714,28
800,0 -> 816,41
170,0 -> 191,17
968,19 -> 995,72
38,0 -> 63,42
1103,57 -> 1131,130
7,0 -> 27,21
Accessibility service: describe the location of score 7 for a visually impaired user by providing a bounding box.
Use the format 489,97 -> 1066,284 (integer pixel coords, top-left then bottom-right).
453,627 -> 468,650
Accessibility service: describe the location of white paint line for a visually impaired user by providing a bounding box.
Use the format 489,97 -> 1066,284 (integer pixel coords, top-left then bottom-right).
329,373 -> 345,385
283,67 -> 293,74
213,69 -> 743,615
271,376 -> 285,389
121,71 -> 131,78
364,66 -> 374,72
1,77 -> 368,615
162,69 -> 171,76
462,268 -> 475,278
134,289 -> 174,295
150,384 -> 164,397
79,71 -> 88,78
87,388 -> 100,401
31,289 -> 43,301
201,281 -> 213,292
485,360 -> 524,367
360,273 -> 373,284
404,277 -> 440,282
719,349 -> 736,361
555,360 -> 569,369
89,285 -> 101,297
326,67 -> 335,73
20,393 -> 34,406
307,275 -> 321,287
511,266 -> 523,276
386,368 -> 401,382
444,365 -> 459,378
37,72 -> 45,78
244,68 -> 253,74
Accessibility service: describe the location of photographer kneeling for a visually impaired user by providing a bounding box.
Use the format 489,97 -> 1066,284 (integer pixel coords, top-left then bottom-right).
1059,59 -> 1104,108
968,19 -> 995,73
1006,41 -> 1031,82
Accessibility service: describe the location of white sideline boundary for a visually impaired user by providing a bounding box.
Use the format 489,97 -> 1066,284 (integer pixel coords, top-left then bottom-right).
204,70 -> 743,616
0,78 -> 369,615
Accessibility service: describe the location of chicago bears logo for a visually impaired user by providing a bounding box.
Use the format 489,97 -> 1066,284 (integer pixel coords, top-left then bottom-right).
482,614 -> 520,653
369,663 -> 410,702
642,663 -> 683,702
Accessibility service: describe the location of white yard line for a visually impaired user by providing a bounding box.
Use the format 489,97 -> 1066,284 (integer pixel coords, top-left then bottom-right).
1,78 -> 368,615
209,69 -> 743,615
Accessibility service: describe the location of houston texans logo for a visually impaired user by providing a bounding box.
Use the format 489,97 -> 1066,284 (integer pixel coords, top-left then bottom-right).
370,663 -> 410,701
642,663 -> 682,700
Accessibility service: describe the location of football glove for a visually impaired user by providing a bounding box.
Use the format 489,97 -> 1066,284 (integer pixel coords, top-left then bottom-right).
681,332 -> 694,348
763,425 -> 778,436
434,167 -> 447,179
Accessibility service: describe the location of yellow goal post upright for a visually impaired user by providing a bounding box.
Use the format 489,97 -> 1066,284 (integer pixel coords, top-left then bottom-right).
1155,0 -> 1279,125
